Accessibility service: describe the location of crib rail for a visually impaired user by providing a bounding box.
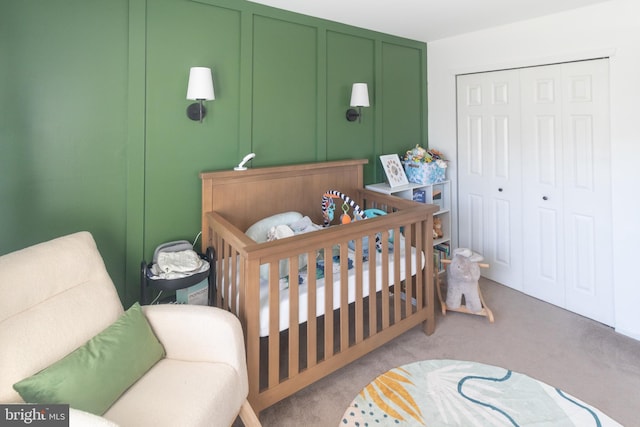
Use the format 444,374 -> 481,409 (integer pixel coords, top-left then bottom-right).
204,190 -> 436,414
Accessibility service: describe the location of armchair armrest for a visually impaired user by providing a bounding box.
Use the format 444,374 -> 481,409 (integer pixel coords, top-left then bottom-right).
70,408 -> 119,426
141,304 -> 248,396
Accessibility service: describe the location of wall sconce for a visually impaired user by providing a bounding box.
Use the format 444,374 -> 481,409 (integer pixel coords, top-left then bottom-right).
346,83 -> 370,123
186,67 -> 215,123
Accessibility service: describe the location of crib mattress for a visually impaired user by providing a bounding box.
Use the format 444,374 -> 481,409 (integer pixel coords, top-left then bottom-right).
229,246 -> 425,337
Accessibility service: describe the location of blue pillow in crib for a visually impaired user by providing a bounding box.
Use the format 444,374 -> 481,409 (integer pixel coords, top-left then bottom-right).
245,211 -> 303,243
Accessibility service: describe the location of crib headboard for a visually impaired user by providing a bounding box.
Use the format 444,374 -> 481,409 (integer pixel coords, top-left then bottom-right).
200,159 -> 368,236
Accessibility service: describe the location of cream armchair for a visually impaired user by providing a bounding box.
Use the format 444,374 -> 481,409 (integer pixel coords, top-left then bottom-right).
0,232 -> 260,427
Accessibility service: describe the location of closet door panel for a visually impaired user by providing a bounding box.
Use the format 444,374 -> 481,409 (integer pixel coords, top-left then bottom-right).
457,74 -> 486,257
561,59 -> 613,325
465,193 -> 485,255
492,115 -> 510,178
487,104 -> 521,287
468,116 -> 484,175
521,65 -> 565,305
532,206 -> 563,304
492,198 -> 513,266
457,71 -> 522,290
535,116 -> 560,185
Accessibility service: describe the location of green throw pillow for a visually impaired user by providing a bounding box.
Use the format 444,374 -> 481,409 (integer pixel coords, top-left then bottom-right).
13,302 -> 165,415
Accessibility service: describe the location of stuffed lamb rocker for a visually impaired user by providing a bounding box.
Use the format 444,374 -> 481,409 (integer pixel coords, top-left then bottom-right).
445,248 -> 483,313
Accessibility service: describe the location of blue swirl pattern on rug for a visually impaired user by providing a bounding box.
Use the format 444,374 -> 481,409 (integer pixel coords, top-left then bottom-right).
458,370 -> 519,426
556,388 -> 602,427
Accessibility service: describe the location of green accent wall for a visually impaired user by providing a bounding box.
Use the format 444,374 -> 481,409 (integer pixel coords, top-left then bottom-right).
326,32 -> 375,178
381,42 -> 427,154
0,0 -> 130,297
1,0 -> 427,306
252,16 -> 319,165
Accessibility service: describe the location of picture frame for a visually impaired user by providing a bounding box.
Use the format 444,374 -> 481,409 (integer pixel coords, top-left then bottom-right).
380,154 -> 409,187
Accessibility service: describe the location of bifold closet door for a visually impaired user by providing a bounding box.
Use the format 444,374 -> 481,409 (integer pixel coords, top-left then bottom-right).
457,59 -> 613,326
456,70 -> 524,291
520,60 -> 613,326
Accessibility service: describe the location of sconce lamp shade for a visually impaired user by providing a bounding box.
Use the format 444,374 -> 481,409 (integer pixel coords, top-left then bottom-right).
349,83 -> 369,107
346,82 -> 370,122
186,67 -> 215,100
186,67 -> 214,123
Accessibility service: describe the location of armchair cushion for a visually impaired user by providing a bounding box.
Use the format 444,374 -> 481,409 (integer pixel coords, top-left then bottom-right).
104,359 -> 243,427
101,304 -> 249,427
13,303 -> 165,415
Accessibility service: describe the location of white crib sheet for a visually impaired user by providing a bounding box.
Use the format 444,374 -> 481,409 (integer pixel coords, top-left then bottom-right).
249,245 -> 425,337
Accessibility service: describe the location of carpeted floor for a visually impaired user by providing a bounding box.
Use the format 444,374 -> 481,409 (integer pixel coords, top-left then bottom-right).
255,278 -> 640,427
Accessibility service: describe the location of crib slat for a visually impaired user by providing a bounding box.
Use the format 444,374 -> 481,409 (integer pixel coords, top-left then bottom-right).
323,246 -> 334,359
307,250 -> 318,368
213,233 -> 223,307
392,226 -> 401,323
289,256 -> 300,377
268,264 -> 280,388
224,241 -> 231,310
423,215 -> 437,335
354,239 -> 364,343
415,221 -> 424,310
339,243 -> 349,352
381,230 -> 390,330
367,233 -> 377,336
307,250 -> 317,367
231,247 -> 238,314
244,254 -> 262,406
404,221 -> 413,316
223,239 -> 231,311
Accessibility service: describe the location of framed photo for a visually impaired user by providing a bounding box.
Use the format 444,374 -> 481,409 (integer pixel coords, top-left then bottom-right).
380,154 -> 409,187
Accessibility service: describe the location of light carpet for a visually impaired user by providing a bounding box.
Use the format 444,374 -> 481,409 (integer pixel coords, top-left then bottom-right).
341,359 -> 620,427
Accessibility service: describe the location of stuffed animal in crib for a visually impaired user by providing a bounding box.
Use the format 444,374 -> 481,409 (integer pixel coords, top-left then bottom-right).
445,252 -> 482,313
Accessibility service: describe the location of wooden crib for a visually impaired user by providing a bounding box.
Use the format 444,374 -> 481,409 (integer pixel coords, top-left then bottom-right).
200,159 -> 437,414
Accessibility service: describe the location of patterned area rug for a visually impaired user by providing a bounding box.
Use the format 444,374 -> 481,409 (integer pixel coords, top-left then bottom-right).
341,359 -> 621,426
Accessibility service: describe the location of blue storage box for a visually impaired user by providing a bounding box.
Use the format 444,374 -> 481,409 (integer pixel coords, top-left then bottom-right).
404,160 -> 445,184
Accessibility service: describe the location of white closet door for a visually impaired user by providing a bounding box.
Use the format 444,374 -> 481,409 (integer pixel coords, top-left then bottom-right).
457,70 -> 523,290
561,60 -> 613,325
457,59 -> 613,326
520,64 -> 566,307
521,60 -> 613,325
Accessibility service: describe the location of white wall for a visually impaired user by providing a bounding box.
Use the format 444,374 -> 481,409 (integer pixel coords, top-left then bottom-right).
427,0 -> 640,340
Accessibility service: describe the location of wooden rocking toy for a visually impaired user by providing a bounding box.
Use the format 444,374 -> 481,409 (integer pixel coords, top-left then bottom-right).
436,250 -> 494,323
